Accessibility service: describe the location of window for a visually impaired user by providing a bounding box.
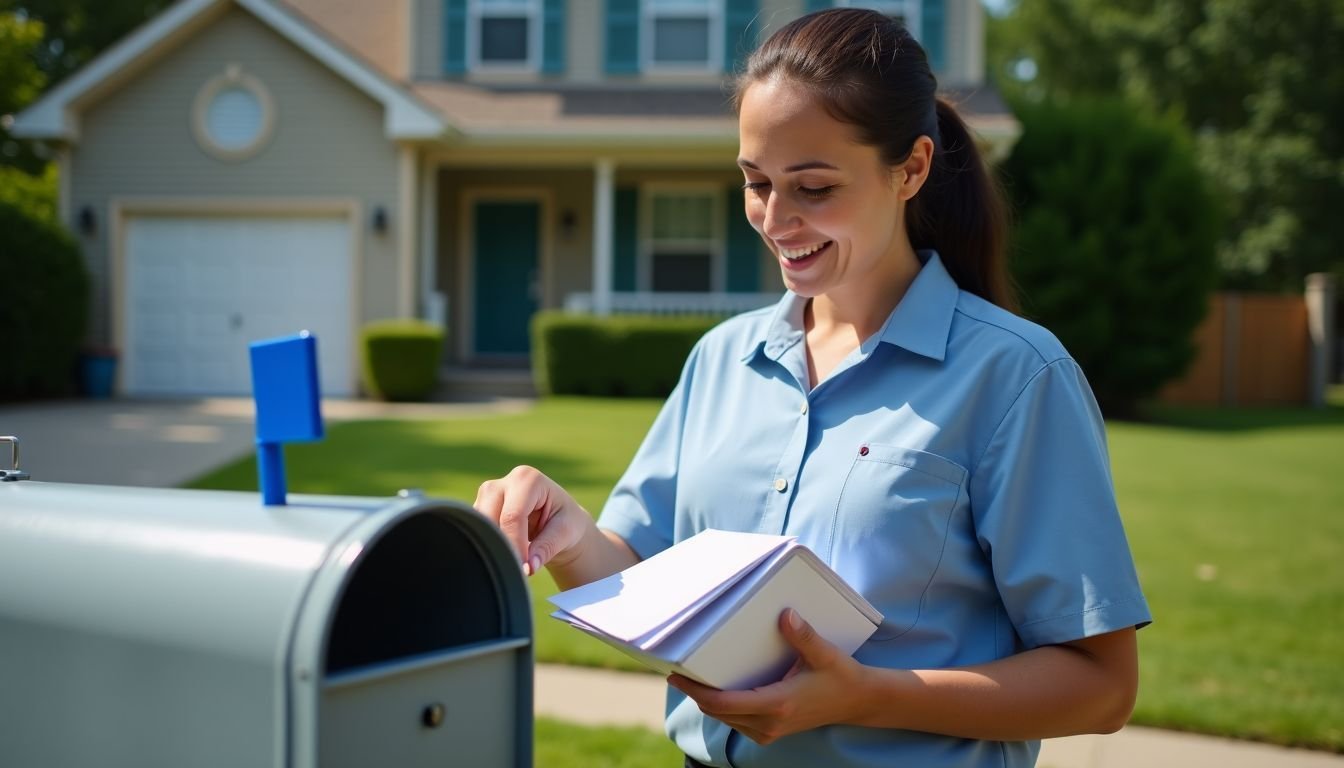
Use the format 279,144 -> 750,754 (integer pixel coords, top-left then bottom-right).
470,0 -> 540,70
191,65 -> 275,162
643,0 -> 722,72
643,187 -> 723,292
835,0 -> 921,40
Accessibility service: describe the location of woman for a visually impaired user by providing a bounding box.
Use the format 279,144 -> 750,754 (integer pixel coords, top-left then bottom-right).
475,9 -> 1150,767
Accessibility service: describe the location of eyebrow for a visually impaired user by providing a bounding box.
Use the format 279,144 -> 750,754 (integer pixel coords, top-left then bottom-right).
737,159 -> 840,173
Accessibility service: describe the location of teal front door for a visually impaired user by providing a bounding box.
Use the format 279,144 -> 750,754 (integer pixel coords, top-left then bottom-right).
473,200 -> 540,356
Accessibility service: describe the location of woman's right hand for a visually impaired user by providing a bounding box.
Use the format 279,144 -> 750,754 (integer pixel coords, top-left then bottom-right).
474,465 -> 595,577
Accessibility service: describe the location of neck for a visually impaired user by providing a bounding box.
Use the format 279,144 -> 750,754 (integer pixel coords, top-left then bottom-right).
807,248 -> 923,341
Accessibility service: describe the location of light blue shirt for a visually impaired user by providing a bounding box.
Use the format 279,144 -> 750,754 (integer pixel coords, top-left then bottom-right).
597,252 -> 1151,768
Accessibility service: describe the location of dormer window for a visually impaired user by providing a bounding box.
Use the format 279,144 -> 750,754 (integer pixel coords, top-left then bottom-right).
643,0 -> 723,72
470,0 -> 541,71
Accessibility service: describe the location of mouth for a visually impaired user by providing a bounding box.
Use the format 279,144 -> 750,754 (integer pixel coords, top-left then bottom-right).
777,241 -> 832,270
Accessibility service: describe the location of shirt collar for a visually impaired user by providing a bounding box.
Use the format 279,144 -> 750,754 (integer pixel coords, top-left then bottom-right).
742,250 -> 958,364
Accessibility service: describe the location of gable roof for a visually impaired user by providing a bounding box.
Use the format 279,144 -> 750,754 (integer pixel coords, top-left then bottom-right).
11,0 -> 444,142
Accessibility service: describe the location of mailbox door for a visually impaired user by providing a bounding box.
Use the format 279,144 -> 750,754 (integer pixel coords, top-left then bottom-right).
289,499 -> 533,768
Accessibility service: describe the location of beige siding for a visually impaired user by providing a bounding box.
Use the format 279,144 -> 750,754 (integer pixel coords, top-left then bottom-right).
567,0 -> 604,82
942,0 -> 983,86
72,7 -> 401,344
413,0 -> 443,79
284,0 -> 407,79
760,0 -> 806,40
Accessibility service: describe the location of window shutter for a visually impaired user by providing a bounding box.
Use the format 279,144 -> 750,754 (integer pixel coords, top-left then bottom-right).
543,0 -> 566,74
725,186 -> 760,292
443,0 -> 467,75
605,0 -> 640,75
724,0 -> 758,74
804,0 -> 831,12
921,0 -> 945,72
613,187 -> 638,291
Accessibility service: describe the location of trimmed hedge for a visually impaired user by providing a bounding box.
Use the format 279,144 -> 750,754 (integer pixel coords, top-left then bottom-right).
532,312 -> 721,397
0,199 -> 88,401
359,319 -> 444,401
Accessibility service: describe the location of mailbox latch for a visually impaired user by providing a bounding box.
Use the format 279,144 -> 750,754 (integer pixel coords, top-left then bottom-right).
1,436 -> 30,482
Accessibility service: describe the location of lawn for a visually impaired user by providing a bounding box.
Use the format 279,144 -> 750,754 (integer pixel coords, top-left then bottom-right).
187,395 -> 1344,751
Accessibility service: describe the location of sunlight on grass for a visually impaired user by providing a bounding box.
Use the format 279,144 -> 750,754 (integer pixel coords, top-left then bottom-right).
535,717 -> 679,767
188,396 -> 1344,751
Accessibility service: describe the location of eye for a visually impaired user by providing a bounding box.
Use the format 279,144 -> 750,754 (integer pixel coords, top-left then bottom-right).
799,185 -> 836,200
742,181 -> 770,192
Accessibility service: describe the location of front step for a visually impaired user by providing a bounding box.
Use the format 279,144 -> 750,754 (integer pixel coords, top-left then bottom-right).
435,366 -> 537,401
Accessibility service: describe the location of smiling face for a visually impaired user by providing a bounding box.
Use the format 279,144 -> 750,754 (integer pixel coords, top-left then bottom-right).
738,76 -> 926,311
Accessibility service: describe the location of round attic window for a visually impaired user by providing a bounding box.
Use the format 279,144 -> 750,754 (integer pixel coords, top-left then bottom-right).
192,65 -> 275,161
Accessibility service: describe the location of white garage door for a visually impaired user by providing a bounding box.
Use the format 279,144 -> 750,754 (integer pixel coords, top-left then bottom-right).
125,215 -> 354,397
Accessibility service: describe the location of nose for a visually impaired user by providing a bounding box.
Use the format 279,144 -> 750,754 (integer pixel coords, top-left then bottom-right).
760,189 -> 801,240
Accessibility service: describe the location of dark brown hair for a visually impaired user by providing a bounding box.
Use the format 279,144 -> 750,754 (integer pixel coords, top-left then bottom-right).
733,8 -> 1015,312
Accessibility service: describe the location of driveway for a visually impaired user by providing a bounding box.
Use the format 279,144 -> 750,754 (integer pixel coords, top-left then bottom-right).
0,396 -> 531,488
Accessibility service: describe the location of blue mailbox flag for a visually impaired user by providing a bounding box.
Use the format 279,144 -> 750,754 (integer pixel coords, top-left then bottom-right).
249,332 -> 324,506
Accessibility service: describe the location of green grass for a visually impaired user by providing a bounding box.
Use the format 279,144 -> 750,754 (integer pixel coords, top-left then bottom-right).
535,717 -> 680,767
188,395 -> 1344,751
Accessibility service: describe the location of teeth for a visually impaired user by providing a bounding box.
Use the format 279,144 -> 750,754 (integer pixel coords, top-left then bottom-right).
779,242 -> 827,260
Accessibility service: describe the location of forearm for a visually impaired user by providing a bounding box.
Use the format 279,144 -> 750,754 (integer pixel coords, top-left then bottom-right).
851,630 -> 1138,741
546,525 -> 641,591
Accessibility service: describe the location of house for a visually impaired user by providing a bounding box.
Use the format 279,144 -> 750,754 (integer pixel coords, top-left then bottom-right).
14,0 -> 1018,398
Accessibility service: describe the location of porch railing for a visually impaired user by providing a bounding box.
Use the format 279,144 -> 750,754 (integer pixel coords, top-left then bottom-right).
562,291 -> 782,316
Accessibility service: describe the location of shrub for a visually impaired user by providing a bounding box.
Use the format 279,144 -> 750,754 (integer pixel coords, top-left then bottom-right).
359,319 -> 444,401
0,199 -> 88,400
532,312 -> 721,397
1000,98 -> 1221,416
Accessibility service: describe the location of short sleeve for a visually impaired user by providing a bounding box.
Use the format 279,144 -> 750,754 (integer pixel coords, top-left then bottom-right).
595,341 -> 704,560
969,358 -> 1151,649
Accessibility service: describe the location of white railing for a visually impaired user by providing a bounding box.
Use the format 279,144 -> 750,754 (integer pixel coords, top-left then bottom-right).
563,291 -> 782,316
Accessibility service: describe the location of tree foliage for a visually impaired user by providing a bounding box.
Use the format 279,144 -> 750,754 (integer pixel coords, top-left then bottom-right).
0,199 -> 89,400
990,0 -> 1344,291
1002,98 -> 1221,415
0,11 -> 47,172
1,1 -> 171,171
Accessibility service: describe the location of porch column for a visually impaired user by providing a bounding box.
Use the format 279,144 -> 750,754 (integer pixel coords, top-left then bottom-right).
592,157 -> 616,316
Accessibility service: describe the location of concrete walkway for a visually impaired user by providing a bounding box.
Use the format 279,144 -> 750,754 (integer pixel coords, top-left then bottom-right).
4,396 -> 1341,768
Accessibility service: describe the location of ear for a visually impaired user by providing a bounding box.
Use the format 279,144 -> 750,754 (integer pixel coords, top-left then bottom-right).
894,135 -> 935,201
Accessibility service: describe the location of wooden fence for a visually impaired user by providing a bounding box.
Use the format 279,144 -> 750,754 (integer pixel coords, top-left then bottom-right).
1160,293 -> 1310,406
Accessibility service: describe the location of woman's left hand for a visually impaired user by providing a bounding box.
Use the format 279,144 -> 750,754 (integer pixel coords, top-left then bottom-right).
667,609 -> 871,745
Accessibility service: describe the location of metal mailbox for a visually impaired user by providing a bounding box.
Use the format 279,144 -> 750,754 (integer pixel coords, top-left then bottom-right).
0,480 -> 533,767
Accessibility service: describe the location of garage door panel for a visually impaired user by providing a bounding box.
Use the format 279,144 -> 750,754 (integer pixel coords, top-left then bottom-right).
126,215 -> 353,397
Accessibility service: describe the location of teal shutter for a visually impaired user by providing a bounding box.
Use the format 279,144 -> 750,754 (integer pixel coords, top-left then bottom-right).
804,0 -> 831,12
543,0 -> 566,74
725,186 -> 760,292
724,0 -> 758,74
443,0 -> 466,75
921,0 -> 945,72
613,187 -> 638,291
605,0 -> 640,74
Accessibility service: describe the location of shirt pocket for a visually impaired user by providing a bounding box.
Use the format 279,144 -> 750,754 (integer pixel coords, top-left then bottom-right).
830,442 -> 968,640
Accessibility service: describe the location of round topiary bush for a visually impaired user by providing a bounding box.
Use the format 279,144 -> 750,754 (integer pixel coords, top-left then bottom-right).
1001,98 -> 1222,416
0,200 -> 89,400
359,319 -> 445,401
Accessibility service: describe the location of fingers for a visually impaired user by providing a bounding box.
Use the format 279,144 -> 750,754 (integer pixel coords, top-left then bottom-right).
779,609 -> 838,669
474,465 -> 549,568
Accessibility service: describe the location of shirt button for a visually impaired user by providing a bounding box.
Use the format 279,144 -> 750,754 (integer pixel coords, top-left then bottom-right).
800,401 -> 809,415
773,477 -> 788,493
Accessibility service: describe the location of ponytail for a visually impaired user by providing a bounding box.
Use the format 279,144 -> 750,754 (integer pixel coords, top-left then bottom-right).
907,99 -> 1016,313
